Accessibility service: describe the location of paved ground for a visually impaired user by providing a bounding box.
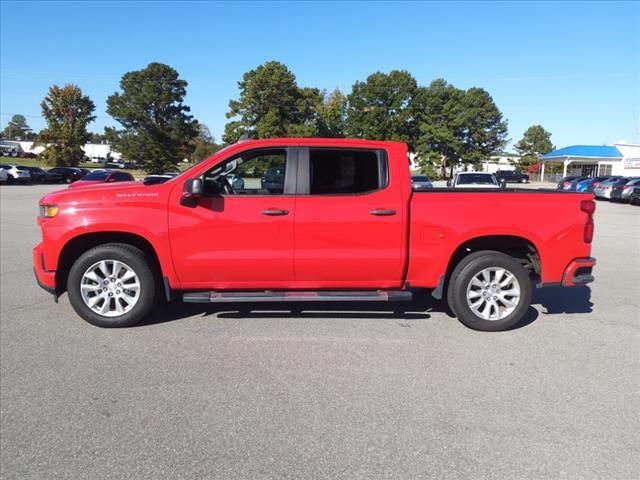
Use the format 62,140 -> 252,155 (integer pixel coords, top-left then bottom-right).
1,184 -> 638,480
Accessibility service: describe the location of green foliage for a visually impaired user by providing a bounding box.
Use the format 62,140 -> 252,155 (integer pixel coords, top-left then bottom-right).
106,62 -> 199,174
223,61 -> 322,143
459,87 -> 508,163
515,125 -> 554,169
414,79 -> 507,176
3,114 -> 35,140
316,88 -> 347,137
36,85 -> 95,167
346,70 -> 419,147
191,124 -> 222,163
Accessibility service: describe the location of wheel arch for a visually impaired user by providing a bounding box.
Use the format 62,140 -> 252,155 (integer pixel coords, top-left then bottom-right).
445,235 -> 542,284
55,232 -> 164,295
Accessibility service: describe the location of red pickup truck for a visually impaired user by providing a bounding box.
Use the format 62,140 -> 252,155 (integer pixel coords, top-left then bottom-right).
34,138 -> 596,331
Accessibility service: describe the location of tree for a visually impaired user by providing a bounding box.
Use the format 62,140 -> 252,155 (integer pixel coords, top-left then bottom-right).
316,88 -> 347,138
106,62 -> 199,173
36,85 -> 95,166
190,123 -> 222,163
223,61 -> 322,143
414,79 -> 466,177
459,87 -> 508,164
345,70 -> 419,147
515,125 -> 554,170
414,79 -> 508,177
3,114 -> 34,140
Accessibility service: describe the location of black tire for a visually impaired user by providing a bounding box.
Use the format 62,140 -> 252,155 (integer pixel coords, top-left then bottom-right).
446,250 -> 532,332
67,243 -> 157,328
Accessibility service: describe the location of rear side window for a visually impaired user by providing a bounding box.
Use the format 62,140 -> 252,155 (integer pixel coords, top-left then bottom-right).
308,149 -> 386,195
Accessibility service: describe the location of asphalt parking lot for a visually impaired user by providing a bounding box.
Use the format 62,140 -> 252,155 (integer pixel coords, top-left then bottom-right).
1,184 -> 639,480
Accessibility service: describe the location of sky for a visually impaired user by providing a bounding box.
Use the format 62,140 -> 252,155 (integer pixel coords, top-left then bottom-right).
1,0 -> 638,150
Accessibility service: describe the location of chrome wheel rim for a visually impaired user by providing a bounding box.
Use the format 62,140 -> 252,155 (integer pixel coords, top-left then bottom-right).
80,260 -> 140,317
466,267 -> 521,321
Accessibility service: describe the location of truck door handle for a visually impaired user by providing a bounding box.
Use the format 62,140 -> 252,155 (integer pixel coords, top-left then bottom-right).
369,209 -> 396,216
261,209 -> 289,216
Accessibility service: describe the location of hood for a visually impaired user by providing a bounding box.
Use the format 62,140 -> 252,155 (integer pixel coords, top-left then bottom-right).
39,181 -> 155,206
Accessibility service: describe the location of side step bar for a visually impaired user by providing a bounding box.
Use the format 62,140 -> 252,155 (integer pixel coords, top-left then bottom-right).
183,290 -> 413,304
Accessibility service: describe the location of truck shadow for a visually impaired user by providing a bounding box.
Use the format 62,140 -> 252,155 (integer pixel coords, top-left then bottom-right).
138,289 -> 547,330
532,285 -> 593,314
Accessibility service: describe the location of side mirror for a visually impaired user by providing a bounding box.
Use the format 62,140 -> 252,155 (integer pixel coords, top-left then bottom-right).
446,180 -> 452,187
181,178 -> 202,207
500,179 -> 507,188
183,178 -> 203,197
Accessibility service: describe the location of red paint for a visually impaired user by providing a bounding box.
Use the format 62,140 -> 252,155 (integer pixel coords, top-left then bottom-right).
34,138 -> 595,296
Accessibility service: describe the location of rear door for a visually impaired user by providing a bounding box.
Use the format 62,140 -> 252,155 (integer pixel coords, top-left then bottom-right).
293,146 -> 405,289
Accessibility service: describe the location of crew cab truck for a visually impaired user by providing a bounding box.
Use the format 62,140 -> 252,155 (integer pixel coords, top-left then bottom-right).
34,138 -> 596,331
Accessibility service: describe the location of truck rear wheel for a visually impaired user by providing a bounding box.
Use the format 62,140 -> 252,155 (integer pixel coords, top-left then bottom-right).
447,251 -> 532,332
67,243 -> 156,328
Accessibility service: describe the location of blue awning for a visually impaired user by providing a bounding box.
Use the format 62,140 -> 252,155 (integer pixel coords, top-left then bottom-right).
541,145 -> 623,159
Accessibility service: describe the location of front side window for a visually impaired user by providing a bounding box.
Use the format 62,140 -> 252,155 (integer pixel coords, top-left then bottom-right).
203,149 -> 287,195
309,149 -> 385,195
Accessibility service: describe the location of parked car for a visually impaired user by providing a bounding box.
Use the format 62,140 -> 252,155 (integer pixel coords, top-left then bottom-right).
557,175 -> 585,190
610,178 -> 640,202
411,175 -> 433,190
142,173 -> 179,186
68,169 -> 135,188
594,177 -> 631,199
0,164 -> 31,184
494,170 -> 529,183
629,187 -> 640,205
21,166 -> 62,183
448,172 -> 502,188
0,167 -> 8,183
34,138 -> 596,331
574,176 -> 616,193
261,166 -> 285,193
224,173 -> 245,190
47,167 -> 87,184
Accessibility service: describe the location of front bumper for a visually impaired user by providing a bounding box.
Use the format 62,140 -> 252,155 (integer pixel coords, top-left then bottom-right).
33,244 -> 57,300
562,257 -> 596,286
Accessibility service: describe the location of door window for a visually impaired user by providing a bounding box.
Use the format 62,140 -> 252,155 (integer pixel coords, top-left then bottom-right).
203,149 -> 288,195
307,149 -> 386,195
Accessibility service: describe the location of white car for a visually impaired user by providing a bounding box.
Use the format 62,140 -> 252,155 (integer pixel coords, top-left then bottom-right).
0,167 -> 8,183
448,172 -> 502,189
0,164 -> 31,184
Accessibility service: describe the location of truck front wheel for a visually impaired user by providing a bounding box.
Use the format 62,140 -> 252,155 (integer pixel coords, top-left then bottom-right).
447,251 -> 532,332
67,243 -> 156,328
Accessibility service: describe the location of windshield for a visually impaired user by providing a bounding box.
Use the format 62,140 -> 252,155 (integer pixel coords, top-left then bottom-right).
412,176 -> 430,182
457,174 -> 497,185
82,171 -> 111,181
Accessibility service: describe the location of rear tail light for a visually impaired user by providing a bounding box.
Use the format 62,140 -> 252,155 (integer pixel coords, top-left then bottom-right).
623,185 -> 631,190
563,182 -> 569,188
580,200 -> 596,214
584,218 -> 594,243
580,200 -> 596,243
593,182 -> 600,188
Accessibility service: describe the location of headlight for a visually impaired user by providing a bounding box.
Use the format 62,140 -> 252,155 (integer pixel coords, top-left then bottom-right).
39,205 -> 59,218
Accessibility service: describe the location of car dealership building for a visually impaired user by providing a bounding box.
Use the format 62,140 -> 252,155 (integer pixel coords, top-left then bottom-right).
539,143 -> 640,179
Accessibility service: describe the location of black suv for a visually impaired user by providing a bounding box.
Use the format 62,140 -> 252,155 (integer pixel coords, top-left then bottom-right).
494,170 -> 529,183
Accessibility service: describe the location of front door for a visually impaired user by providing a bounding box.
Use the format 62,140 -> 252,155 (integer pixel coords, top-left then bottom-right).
293,147 -> 405,289
168,147 -> 297,289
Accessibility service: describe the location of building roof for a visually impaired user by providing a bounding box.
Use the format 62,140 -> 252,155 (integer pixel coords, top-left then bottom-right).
541,145 -> 623,159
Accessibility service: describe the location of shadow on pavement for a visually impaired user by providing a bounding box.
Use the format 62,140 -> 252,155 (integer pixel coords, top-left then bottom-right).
137,289 -> 540,330
533,286 -> 593,314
